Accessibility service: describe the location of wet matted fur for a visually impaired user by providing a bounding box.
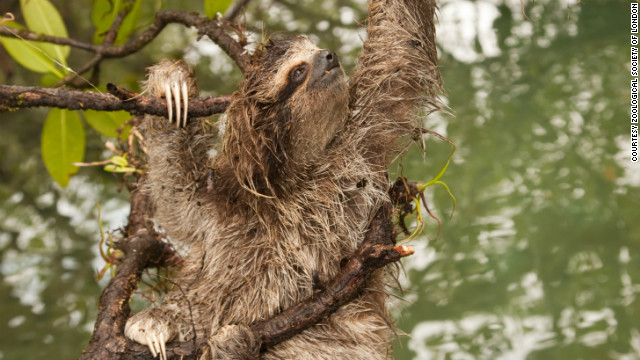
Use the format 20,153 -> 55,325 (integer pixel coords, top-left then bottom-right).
125,0 -> 442,358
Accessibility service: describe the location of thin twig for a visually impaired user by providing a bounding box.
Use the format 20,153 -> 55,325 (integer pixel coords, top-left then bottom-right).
0,25 -> 98,51
55,0 -> 137,88
224,0 -> 252,21
103,0 -> 138,45
54,53 -> 103,88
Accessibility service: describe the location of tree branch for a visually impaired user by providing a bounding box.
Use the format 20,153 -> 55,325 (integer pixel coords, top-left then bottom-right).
79,188 -> 169,360
79,177 -> 418,359
55,53 -> 103,88
0,9 -> 249,72
157,11 -> 248,72
103,0 -> 138,45
252,204 -> 410,350
0,25 -> 98,51
0,84 -> 230,117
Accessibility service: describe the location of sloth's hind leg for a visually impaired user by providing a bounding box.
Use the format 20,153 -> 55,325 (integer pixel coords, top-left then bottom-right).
125,307 -> 176,360
125,300 -> 201,360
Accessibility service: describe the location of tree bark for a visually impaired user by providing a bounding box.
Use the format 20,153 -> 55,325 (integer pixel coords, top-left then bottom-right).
0,84 -> 230,117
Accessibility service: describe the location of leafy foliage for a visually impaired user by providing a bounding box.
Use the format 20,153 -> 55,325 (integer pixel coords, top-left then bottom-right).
83,110 -> 131,140
1,0 -> 137,186
0,21 -> 65,77
0,0 -> 70,79
20,0 -> 70,65
204,0 -> 234,18
91,0 -> 142,45
41,108 -> 85,187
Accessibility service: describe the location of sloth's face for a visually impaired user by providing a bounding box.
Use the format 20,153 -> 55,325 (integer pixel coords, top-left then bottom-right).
231,37 -> 349,180
267,37 -> 349,162
271,38 -> 346,99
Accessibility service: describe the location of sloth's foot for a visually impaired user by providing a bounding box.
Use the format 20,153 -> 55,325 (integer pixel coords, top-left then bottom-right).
124,308 -> 176,360
145,59 -> 198,128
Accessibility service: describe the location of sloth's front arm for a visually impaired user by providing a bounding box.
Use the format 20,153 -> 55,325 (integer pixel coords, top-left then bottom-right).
125,60 -> 200,360
125,61 -> 225,360
137,60 -> 219,246
348,0 -> 442,166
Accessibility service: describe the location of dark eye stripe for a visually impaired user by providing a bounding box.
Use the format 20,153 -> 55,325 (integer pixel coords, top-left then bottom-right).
289,63 -> 308,85
278,63 -> 309,101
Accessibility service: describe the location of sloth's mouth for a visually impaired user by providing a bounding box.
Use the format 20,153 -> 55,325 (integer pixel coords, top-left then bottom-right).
309,66 -> 343,89
322,63 -> 340,76
307,48 -> 343,89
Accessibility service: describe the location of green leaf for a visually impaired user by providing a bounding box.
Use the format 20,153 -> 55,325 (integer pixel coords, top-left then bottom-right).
104,164 -> 137,173
40,72 -> 59,86
41,109 -> 85,187
20,0 -> 70,67
109,155 -> 129,167
0,22 -> 64,76
84,109 -> 131,139
92,0 -> 121,44
92,0 -> 141,45
114,0 -> 141,45
204,0 -> 234,18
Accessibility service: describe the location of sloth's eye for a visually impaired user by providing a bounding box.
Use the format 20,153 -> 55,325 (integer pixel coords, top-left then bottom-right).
289,64 -> 308,84
278,63 -> 310,101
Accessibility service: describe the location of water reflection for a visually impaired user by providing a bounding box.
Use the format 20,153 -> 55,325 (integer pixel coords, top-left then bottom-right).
395,0 -> 638,359
0,164 -> 129,358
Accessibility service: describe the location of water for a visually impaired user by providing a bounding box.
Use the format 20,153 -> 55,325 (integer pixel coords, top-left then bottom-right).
0,0 -> 636,359
394,1 -> 638,359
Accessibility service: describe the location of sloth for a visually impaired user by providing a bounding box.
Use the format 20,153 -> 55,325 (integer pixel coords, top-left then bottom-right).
124,0 -> 441,359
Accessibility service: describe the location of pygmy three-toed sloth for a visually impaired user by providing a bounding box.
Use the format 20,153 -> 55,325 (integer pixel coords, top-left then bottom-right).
124,0 -> 441,359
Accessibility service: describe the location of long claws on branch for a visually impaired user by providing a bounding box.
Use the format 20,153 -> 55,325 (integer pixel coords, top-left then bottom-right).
164,83 -> 173,125
148,333 -> 158,358
164,81 -> 189,128
181,82 -> 189,128
147,332 -> 167,360
159,333 -> 167,360
172,82 -> 181,128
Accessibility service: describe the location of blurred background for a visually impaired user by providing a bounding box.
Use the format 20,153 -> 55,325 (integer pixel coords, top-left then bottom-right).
0,0 -> 635,359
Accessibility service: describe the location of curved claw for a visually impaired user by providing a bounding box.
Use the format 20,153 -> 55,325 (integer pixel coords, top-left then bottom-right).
124,309 -> 174,360
165,81 -> 189,128
147,332 -> 167,360
147,333 -> 157,358
181,81 -> 189,128
172,82 -> 181,129
145,59 -> 194,128
159,333 -> 167,360
164,83 -> 173,124
165,80 -> 189,129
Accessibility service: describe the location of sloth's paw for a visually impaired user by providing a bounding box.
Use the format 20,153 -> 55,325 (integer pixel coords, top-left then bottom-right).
205,325 -> 261,360
125,309 -> 176,360
144,59 -> 198,128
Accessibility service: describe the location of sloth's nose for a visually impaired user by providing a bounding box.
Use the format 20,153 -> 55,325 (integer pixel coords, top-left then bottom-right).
318,50 -> 339,71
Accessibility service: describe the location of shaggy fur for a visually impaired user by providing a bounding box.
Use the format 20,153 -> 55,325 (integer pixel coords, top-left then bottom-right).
124,0 -> 441,359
